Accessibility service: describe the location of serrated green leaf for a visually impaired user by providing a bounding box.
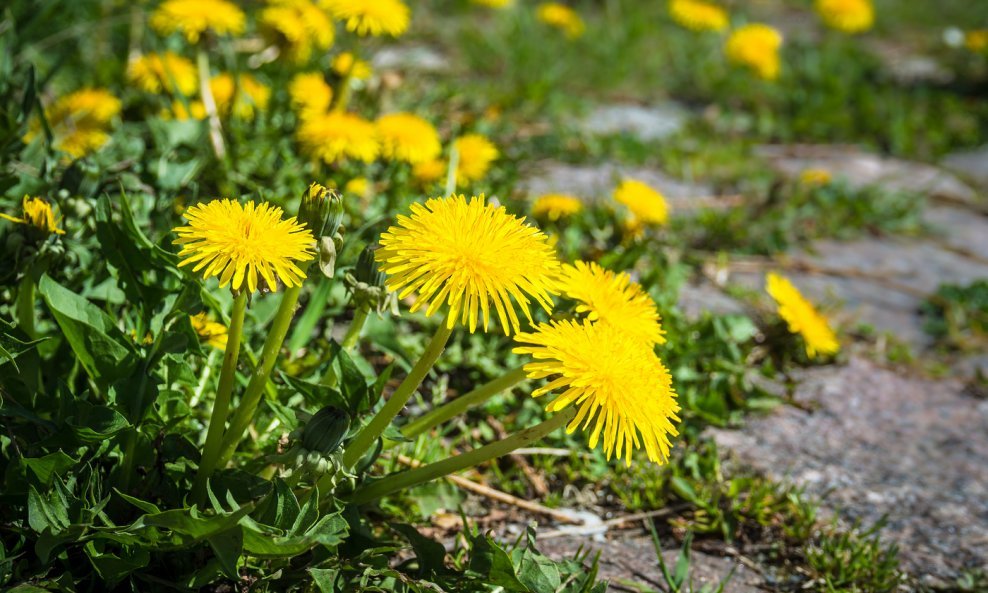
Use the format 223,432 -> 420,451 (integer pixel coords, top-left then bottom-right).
207,527 -> 243,580
241,512 -> 348,558
21,452 -> 77,487
308,567 -> 340,593
392,523 -> 447,577
469,534 -> 529,592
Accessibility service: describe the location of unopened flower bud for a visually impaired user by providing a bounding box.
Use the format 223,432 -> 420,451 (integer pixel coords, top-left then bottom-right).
298,182 -> 344,240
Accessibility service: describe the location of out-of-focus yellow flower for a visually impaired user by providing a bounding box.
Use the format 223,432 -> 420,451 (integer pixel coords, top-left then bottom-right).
966,30 -> 988,53
190,312 -> 228,350
766,272 -> 839,358
210,73 -> 271,120
536,2 -> 585,38
289,73 -> 333,120
322,0 -> 410,37
26,88 -> 121,158
344,177 -> 371,199
297,111 -> 379,163
174,199 -> 315,293
332,52 -> 373,80
259,0 -> 335,63
0,196 -> 65,236
376,194 -> 561,334
472,0 -> 513,7
514,319 -> 680,466
613,179 -> 669,227
454,134 -> 499,186
150,0 -> 246,43
725,24 -> 783,80
165,100 -> 207,120
531,193 -> 583,222
413,158 -> 447,186
815,0 -> 873,34
128,52 -> 198,95
376,113 -> 441,165
799,168 -> 833,186
669,0 -> 729,32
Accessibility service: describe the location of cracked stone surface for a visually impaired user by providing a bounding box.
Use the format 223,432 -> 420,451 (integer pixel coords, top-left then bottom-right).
678,280 -> 746,320
577,102 -> 690,142
756,144 -> 978,205
372,45 -> 450,73
943,145 -> 988,189
708,357 -> 988,581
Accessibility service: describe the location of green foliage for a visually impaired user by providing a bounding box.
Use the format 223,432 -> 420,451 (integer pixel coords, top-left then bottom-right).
921,280 -> 988,350
804,520 -> 904,592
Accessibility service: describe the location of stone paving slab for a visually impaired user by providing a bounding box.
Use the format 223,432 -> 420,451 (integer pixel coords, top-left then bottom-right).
372,45 -> 450,73
943,145 -> 988,189
708,357 -> 988,582
577,102 -> 690,142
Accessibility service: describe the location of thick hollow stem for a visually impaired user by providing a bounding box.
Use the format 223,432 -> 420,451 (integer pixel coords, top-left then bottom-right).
348,408 -> 575,505
444,146 -> 459,197
341,318 -> 454,467
16,275 -> 36,339
341,306 -> 370,350
196,48 -> 226,159
400,366 -> 527,440
214,284 -> 302,468
192,291 -> 248,502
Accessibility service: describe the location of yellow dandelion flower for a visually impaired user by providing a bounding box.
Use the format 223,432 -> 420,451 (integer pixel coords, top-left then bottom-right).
260,0 -> 335,63
127,52 -> 198,95
531,194 -> 583,222
332,52 -> 373,80
613,179 -> 669,226
965,30 -> 988,52
799,168 -> 833,186
766,272 -> 839,358
297,111 -> 379,164
173,199 -> 315,293
289,72 -> 333,120
1,196 -> 66,236
150,0 -> 246,43
164,99 -> 207,120
536,3 -> 585,38
344,177 -> 371,199
323,0 -> 410,37
190,312 -> 228,350
669,0 -> 729,32
725,24 -> 783,80
209,73 -> 271,120
25,88 -> 121,158
514,319 -> 680,465
559,261 -> 665,346
413,158 -> 447,186
376,113 -> 442,165
375,194 -> 561,334
815,0 -> 873,34
473,0 -> 513,7
454,134 -> 499,186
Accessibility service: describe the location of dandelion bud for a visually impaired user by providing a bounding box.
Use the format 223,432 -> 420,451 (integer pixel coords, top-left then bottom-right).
299,182 -> 344,240
345,245 -> 397,315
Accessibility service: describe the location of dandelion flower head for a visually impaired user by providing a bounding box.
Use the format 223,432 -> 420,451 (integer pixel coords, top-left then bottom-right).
799,168 -> 833,186
297,111 -> 379,164
127,52 -> 198,95
531,194 -> 583,222
454,134 -> 499,185
1,196 -> 66,236
26,88 -> 121,158
725,24 -> 783,80
815,0 -> 874,34
514,319 -> 680,465
473,0 -> 514,7
259,0 -> 335,63
966,30 -> 988,53
150,0 -> 246,43
332,52 -> 373,80
210,73 -> 271,120
190,312 -> 228,350
376,113 -> 442,165
344,177 -> 371,199
323,0 -> 410,37
174,199 -> 315,293
669,0 -> 729,32
766,272 -> 839,358
375,194 -> 561,334
559,261 -> 665,346
613,179 -> 669,226
289,72 -> 333,120
537,3 -> 585,38
413,158 -> 447,186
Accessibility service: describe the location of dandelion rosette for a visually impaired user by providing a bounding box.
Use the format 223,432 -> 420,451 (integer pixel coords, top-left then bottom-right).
375,194 -> 561,334
322,0 -> 410,37
150,0 -> 246,43
815,0 -> 874,34
376,113 -> 442,165
514,319 -> 680,465
289,73 -> 333,120
1,196 -> 66,236
127,52 -> 198,95
174,199 -> 315,293
454,134 -> 499,185
536,3 -> 585,38
766,272 -> 840,358
297,111 -> 379,163
613,179 -> 669,227
190,312 -> 229,350
259,0 -> 335,63
531,194 -> 583,221
669,0 -> 729,32
725,24 -> 783,80
559,261 -> 665,346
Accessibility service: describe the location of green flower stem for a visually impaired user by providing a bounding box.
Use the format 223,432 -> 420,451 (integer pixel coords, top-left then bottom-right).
196,48 -> 226,159
192,291 -> 248,502
399,366 -> 527,440
444,146 -> 459,197
16,275 -> 36,339
341,318 -> 454,468
214,284 -> 303,468
341,306 -> 370,350
348,408 -> 575,505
